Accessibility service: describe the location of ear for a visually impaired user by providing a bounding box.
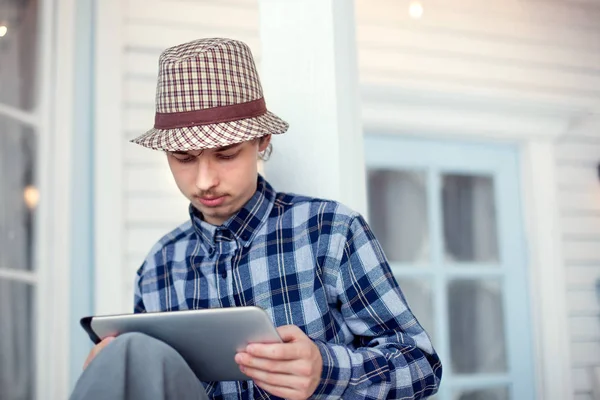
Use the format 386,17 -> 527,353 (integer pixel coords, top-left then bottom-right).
258,135 -> 272,152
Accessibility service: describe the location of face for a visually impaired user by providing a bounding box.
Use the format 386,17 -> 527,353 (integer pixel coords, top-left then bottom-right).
166,136 -> 271,226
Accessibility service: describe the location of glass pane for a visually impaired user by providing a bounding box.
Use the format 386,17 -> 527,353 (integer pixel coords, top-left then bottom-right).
442,174 -> 499,263
396,278 -> 435,345
0,116 -> 37,271
367,169 -> 429,264
453,386 -> 509,400
0,280 -> 35,399
448,280 -> 507,374
0,0 -> 39,110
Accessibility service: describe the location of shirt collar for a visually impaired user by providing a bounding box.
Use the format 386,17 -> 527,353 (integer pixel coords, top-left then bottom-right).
189,175 -> 276,250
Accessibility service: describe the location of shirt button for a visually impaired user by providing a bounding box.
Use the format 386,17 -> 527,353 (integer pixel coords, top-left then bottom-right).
221,270 -> 227,279
242,382 -> 248,390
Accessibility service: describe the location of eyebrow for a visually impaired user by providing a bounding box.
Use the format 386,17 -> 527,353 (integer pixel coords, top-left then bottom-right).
169,143 -> 241,156
214,143 -> 242,153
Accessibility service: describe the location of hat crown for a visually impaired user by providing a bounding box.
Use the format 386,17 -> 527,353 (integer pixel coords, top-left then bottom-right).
155,38 -> 263,114
131,37 -> 288,152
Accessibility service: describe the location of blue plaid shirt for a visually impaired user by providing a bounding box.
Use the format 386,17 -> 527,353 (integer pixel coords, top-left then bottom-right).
134,176 -> 442,399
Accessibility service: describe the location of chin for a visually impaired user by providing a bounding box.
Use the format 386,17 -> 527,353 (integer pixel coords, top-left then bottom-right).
198,205 -> 229,221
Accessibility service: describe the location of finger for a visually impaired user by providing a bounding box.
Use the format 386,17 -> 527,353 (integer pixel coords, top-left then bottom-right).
236,353 -> 315,377
236,353 -> 288,373
276,325 -> 304,342
240,366 -> 305,390
246,342 -> 304,361
252,378 -> 305,400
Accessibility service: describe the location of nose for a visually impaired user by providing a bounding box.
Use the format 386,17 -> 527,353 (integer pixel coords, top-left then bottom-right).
195,155 -> 219,192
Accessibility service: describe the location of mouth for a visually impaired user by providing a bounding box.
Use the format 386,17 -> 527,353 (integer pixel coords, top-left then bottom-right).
196,195 -> 227,207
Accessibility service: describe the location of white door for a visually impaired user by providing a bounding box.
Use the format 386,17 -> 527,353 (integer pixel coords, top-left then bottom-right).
365,135 -> 536,400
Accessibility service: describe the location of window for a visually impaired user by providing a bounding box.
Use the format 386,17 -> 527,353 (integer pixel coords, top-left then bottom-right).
365,135 -> 535,400
0,1 -> 41,398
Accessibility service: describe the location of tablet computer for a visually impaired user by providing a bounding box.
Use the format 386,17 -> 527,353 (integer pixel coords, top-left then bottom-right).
80,306 -> 282,381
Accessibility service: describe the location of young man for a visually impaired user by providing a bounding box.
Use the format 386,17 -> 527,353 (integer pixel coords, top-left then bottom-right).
71,38 -> 442,400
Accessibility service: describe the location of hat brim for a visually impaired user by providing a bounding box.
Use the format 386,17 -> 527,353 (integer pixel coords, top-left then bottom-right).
130,111 -> 289,151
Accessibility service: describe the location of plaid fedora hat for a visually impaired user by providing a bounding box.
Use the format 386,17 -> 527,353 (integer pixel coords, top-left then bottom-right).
131,38 -> 289,151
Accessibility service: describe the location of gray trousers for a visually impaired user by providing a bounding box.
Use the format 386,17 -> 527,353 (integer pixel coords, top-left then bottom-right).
70,332 -> 209,400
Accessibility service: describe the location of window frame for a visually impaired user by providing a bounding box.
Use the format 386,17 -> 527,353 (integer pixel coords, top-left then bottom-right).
365,135 -> 536,400
0,0 -> 77,397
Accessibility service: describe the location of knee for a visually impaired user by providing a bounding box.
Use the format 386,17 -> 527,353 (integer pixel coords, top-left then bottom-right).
112,332 -> 177,359
114,332 -> 156,348
113,332 -> 163,352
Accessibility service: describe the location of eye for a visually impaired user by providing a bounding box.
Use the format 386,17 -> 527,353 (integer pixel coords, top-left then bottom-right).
217,150 -> 240,160
177,156 -> 196,163
170,153 -> 196,163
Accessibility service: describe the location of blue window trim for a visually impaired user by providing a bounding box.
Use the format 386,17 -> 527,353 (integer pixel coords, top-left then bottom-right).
69,0 -> 95,389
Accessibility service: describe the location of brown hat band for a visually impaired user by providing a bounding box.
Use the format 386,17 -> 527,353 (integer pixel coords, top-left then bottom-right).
154,98 -> 267,130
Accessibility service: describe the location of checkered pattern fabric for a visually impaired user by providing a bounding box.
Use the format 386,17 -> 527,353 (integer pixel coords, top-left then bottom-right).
131,38 -> 289,151
134,176 -> 442,399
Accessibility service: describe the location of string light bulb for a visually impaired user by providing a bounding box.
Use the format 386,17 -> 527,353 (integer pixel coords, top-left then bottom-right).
24,185 -> 39,209
409,2 -> 424,19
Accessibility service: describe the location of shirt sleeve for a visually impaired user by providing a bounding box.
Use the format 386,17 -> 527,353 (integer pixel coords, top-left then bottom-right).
133,262 -> 147,314
312,214 -> 442,399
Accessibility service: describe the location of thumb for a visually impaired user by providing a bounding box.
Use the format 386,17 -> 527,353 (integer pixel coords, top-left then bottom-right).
276,325 -> 304,343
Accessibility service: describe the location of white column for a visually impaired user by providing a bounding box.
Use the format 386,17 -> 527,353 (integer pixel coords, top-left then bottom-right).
521,140 -> 573,400
258,0 -> 367,217
94,0 -> 125,315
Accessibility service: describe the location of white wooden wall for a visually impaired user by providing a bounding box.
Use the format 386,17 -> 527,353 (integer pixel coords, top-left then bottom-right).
558,133 -> 600,400
104,0 -> 600,398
